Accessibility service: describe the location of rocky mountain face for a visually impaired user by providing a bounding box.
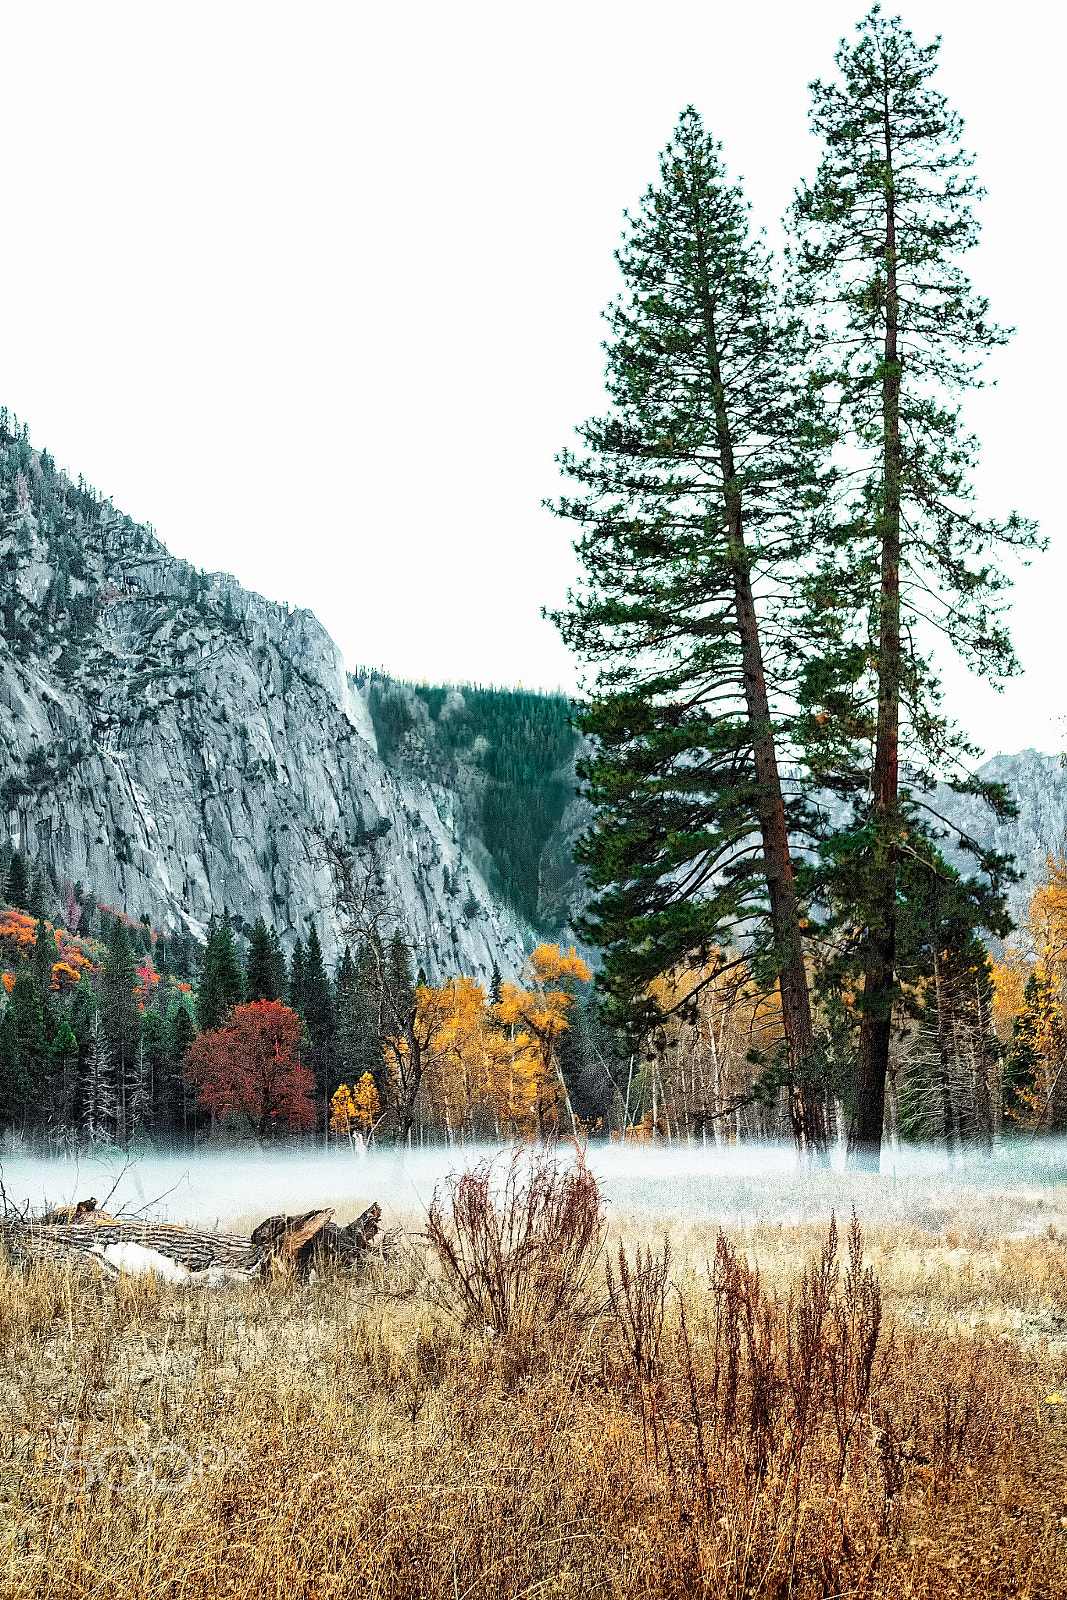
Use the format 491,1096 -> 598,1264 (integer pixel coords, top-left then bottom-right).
0,429 -> 531,979
930,750 -> 1067,922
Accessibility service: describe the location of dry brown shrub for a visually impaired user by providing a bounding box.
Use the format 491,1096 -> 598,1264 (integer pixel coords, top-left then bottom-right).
425,1143 -> 605,1339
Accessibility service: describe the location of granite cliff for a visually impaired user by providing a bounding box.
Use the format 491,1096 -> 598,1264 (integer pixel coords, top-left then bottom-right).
0,426 -> 531,978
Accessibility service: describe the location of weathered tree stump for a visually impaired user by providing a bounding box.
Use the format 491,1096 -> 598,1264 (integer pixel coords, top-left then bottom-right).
251,1203 -> 382,1276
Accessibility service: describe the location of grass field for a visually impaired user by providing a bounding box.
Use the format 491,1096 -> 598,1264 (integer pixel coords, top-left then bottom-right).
1,1141 -> 1065,1597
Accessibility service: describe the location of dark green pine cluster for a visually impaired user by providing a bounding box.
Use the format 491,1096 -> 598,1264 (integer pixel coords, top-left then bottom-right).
369,678 -> 578,928
0,846 -> 404,1147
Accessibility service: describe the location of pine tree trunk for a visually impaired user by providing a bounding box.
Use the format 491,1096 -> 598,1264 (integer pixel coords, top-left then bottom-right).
681,191 -> 826,1159
709,365 -> 825,1156
852,103 -> 902,1167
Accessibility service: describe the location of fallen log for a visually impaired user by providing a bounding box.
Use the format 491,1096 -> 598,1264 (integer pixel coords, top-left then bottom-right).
2,1200 -> 384,1281
39,1198 -> 112,1224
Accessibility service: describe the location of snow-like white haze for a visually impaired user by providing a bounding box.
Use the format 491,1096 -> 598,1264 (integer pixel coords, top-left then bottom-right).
0,1 -> 1064,755
4,1142 -> 1066,1242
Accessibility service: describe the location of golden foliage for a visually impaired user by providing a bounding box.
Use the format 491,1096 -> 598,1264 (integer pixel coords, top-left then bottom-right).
329,1083 -> 357,1136
330,1075 -> 381,1139
399,949 -> 592,1141
989,854 -> 1067,1129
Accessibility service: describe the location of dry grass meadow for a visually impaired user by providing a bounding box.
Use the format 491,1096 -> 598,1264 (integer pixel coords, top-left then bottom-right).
0,1145 -> 1065,1598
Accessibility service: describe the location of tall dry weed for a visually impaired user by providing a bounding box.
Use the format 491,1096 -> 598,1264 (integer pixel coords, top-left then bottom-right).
425,1144 -> 605,1339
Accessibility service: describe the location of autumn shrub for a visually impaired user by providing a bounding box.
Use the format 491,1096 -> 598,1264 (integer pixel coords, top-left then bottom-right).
425,1144 -> 605,1339
606,1216 -> 888,1516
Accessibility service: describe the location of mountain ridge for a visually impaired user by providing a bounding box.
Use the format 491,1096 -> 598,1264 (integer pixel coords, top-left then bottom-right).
0,426 -> 534,978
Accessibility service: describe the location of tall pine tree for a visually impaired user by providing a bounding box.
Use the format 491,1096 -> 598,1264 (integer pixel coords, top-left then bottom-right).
551,107 -> 831,1153
5,852 -> 29,910
246,916 -> 280,1001
169,1003 -> 197,1145
791,8 -> 1039,1162
335,943 -> 384,1089
31,914 -> 58,1036
288,938 -> 306,1015
101,920 -> 142,1146
197,912 -> 244,1033
302,924 -> 335,1106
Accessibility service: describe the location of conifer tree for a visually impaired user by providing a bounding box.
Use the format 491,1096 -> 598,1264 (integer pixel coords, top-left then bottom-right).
48,1016 -> 80,1137
246,916 -> 279,1002
70,974 -> 98,1100
336,943 -> 384,1087
301,924 -> 335,1103
335,944 -> 358,1078
101,919 -> 141,1145
168,1003 -> 197,1144
197,912 -> 244,1033
791,7 -> 1039,1162
140,1010 -> 169,1135
268,927 -> 287,1002
5,852 -> 28,910
551,107 -> 829,1153
32,914 -> 58,1010
30,868 -> 50,923
10,972 -> 45,1111
0,1008 -> 33,1125
288,938 -> 306,1015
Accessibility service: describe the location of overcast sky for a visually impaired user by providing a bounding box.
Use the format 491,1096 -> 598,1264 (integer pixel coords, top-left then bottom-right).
2,1 -> 1062,757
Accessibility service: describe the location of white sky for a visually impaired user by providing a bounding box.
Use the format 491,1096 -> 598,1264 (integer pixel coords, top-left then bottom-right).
2,0 -> 1062,757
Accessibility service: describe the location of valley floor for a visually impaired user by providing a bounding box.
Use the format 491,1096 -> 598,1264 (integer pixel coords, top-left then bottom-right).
0,1145 -> 1065,1597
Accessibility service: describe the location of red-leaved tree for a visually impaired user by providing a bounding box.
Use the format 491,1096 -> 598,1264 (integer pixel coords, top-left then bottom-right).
184,1000 -> 316,1139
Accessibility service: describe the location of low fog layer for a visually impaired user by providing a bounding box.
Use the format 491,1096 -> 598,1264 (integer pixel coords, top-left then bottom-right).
3,1140 -> 1066,1241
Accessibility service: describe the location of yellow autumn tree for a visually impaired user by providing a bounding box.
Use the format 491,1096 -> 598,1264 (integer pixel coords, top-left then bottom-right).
493,944 -> 591,1139
330,1083 -> 357,1138
990,854 -> 1067,1130
330,1074 -> 381,1144
352,1071 -> 381,1136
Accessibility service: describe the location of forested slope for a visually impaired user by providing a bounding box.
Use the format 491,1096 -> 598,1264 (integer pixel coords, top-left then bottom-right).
363,677 -> 589,933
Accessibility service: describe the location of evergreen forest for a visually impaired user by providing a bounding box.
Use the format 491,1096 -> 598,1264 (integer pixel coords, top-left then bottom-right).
367,677 -> 577,927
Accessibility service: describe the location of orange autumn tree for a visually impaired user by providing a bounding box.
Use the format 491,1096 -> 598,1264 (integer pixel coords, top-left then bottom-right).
991,854 -> 1067,1129
185,1000 -> 315,1139
493,945 -> 592,1138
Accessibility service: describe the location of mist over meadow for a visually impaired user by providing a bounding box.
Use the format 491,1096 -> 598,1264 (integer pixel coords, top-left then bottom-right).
4,1139 -> 1066,1241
